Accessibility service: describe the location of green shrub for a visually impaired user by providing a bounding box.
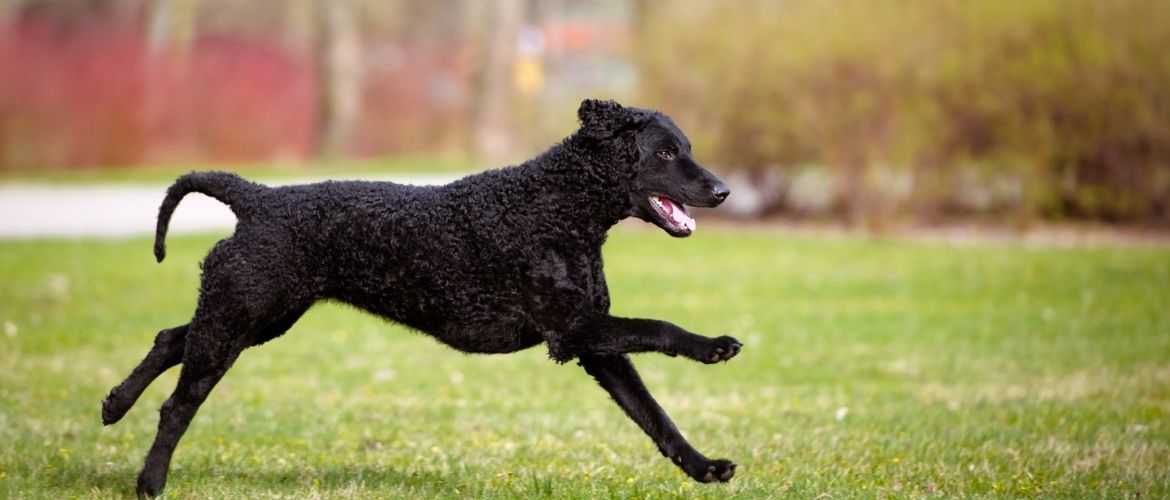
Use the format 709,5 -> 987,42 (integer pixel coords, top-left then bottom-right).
638,0 -> 1170,226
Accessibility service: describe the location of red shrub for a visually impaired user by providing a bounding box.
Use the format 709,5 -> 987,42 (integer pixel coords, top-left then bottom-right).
0,15 -> 315,170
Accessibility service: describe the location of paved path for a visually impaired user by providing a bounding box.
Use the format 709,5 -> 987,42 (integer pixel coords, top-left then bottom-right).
0,173 -> 462,238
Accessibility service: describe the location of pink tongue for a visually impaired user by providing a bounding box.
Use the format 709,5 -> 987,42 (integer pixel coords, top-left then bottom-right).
660,197 -> 696,231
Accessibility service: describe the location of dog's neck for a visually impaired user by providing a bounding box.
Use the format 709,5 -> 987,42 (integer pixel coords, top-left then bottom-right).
517,133 -> 635,240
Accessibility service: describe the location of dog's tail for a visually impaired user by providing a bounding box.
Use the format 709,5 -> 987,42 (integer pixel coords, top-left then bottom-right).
154,171 -> 264,262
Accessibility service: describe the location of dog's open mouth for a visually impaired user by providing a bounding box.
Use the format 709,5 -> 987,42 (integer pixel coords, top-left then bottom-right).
650,194 -> 696,235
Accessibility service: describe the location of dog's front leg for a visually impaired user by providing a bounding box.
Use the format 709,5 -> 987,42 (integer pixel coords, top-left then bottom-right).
564,315 -> 741,363
579,354 -> 737,482
525,252 -> 741,363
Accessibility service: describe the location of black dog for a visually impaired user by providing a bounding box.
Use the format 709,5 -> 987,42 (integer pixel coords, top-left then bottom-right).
103,99 -> 741,497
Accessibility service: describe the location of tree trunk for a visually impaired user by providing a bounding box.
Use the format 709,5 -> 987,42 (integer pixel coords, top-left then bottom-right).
314,0 -> 361,162
471,0 -> 523,163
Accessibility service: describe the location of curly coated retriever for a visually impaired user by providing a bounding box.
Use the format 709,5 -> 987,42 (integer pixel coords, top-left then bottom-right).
103,99 -> 741,497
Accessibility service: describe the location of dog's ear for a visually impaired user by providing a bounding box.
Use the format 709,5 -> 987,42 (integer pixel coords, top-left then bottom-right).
578,99 -> 645,139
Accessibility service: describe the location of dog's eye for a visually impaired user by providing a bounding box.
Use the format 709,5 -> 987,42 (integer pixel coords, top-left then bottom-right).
656,150 -> 675,161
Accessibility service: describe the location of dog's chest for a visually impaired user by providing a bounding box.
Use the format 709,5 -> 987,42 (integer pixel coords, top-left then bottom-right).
536,246 -> 610,312
574,251 -> 610,310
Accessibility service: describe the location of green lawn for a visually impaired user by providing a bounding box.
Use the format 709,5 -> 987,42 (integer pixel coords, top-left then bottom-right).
1,228 -> 1167,498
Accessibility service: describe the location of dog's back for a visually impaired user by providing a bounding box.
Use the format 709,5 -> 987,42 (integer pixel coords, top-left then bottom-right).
155,171 -> 540,334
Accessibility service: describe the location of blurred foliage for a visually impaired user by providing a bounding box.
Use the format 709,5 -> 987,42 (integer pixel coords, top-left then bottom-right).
0,0 -> 632,171
638,0 -> 1170,226
0,0 -> 476,169
3,0 -> 1168,227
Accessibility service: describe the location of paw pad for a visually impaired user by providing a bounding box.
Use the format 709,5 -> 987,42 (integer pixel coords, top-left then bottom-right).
693,459 -> 737,483
703,336 -> 742,364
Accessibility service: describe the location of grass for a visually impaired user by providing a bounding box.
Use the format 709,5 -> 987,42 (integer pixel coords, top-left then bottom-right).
0,227 -> 1167,498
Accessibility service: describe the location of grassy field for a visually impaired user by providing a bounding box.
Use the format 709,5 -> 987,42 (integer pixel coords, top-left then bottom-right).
1,228 -> 1167,498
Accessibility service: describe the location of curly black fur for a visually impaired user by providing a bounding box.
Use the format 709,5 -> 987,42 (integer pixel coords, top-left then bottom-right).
103,99 -> 740,497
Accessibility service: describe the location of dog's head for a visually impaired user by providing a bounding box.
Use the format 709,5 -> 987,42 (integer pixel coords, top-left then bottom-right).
578,99 -> 730,237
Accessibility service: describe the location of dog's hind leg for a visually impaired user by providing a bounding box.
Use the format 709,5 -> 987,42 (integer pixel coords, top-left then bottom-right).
133,297 -> 314,496
579,354 -> 737,483
248,306 -> 310,347
103,303 -> 304,428
135,318 -> 245,498
102,324 -> 189,425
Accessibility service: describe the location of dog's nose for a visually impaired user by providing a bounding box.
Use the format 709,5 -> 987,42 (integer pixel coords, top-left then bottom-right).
711,182 -> 731,201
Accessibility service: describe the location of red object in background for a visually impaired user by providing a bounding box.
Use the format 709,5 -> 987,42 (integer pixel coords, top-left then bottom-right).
0,14 -> 315,170
0,16 -> 147,169
171,35 -> 315,164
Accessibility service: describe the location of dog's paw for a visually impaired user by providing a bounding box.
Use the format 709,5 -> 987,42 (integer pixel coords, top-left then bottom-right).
687,458 -> 738,483
695,336 -> 741,364
136,467 -> 167,498
102,390 -> 130,425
